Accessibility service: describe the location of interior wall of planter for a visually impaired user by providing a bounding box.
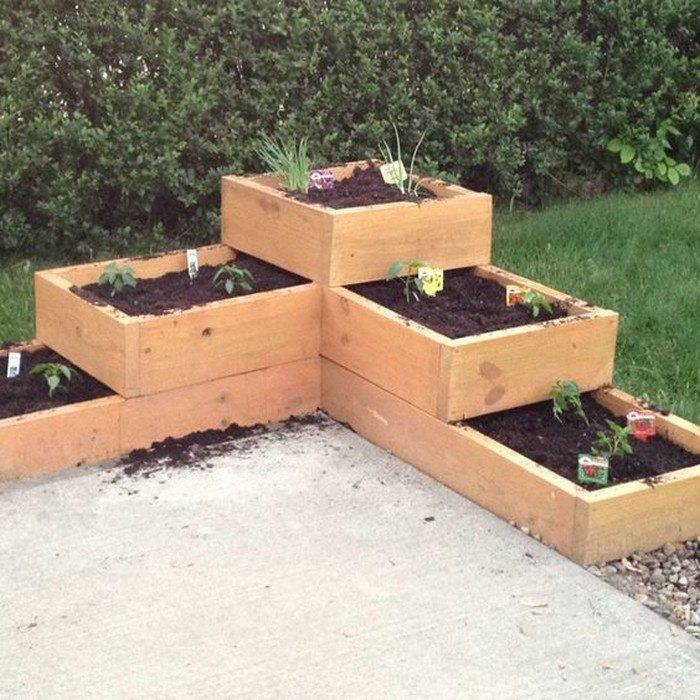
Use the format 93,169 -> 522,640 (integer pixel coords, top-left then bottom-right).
1,0 -> 696,257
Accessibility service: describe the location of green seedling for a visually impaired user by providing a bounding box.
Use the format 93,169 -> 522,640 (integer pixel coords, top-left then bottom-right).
213,264 -> 254,296
594,419 -> 634,459
379,123 -> 428,197
387,259 -> 430,303
550,379 -> 589,425
30,362 -> 75,398
98,263 -> 136,297
255,134 -> 312,192
521,289 -> 554,318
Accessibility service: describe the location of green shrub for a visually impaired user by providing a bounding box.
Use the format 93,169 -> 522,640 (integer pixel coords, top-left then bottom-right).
1,0 -> 696,257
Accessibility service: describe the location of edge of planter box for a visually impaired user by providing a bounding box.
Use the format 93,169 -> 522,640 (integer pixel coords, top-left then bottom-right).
35,244 -> 321,397
221,160 -> 493,285
1,342 -> 321,482
322,265 -> 619,420
320,359 -> 700,566
0,341 -> 124,481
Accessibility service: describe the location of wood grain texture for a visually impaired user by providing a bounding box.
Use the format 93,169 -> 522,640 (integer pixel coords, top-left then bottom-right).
0,343 -> 123,481
321,360 -> 700,565
121,357 -> 321,451
35,246 -> 320,397
221,162 -> 492,286
321,269 -> 619,420
321,359 -> 581,558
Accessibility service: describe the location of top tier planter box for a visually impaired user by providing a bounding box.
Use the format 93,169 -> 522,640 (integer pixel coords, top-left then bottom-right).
221,161 -> 492,286
35,245 -> 320,398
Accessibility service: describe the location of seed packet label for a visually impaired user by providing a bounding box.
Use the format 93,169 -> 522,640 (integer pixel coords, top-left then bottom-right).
380,160 -> 407,185
310,169 -> 335,190
627,411 -> 656,441
577,454 -> 609,486
6,352 -> 21,378
417,266 -> 444,296
506,285 -> 526,306
186,249 -> 199,280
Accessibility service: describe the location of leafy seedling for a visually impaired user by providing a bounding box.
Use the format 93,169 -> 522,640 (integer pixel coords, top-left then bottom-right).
30,362 -> 75,398
550,380 -> 589,425
521,289 -> 553,318
99,263 -> 136,297
379,123 -> 428,197
213,264 -> 254,296
255,134 -> 312,192
387,260 -> 431,303
593,419 -> 634,459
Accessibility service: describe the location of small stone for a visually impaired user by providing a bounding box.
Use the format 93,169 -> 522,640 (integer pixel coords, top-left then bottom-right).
678,576 -> 688,587
663,543 -> 675,556
604,565 -> 618,576
520,525 -> 530,535
650,570 -> 665,585
669,574 -> 679,584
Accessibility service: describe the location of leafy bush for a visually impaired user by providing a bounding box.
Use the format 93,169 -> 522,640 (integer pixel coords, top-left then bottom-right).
1,0 -> 696,257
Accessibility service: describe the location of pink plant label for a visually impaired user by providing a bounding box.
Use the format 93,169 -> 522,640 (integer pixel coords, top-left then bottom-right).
310,169 -> 335,190
626,411 -> 656,441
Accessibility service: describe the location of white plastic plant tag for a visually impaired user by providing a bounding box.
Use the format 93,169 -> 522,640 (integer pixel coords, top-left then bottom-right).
186,249 -> 199,280
380,160 -> 407,185
6,352 -> 21,378
506,285 -> 526,306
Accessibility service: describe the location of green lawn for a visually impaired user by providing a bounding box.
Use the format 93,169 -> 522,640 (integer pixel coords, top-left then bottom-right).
1,182 -> 698,421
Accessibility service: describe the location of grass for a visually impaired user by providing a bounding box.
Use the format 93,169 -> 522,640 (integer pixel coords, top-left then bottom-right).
1,182 -> 698,421
493,180 -> 699,422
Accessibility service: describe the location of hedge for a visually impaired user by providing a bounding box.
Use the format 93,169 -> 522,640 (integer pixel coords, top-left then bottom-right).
1,0 -> 697,257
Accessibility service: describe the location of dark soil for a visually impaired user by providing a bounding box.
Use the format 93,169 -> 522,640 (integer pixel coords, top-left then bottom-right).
349,268 -> 568,338
0,348 -> 113,420
289,162 -> 437,209
112,413 -> 328,480
72,253 -> 307,317
464,395 -> 698,490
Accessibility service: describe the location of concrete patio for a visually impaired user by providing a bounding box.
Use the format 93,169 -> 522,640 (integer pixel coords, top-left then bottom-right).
1,415 -> 697,698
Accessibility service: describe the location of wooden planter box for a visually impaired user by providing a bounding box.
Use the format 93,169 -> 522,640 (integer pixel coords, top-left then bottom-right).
221,161 -> 492,286
322,265 -> 619,421
321,359 -> 700,565
35,245 -> 320,397
1,344 -> 320,482
0,342 -> 124,481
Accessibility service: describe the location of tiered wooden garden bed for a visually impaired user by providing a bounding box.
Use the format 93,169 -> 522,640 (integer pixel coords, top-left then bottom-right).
35,245 -> 320,397
322,265 -> 619,420
222,161 -> 492,285
321,359 -> 700,565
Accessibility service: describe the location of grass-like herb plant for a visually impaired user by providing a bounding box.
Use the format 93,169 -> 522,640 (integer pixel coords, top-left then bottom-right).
550,379 -> 589,424
593,420 -> 634,459
521,289 -> 553,318
213,264 -> 254,296
379,123 -> 427,197
255,135 -> 312,193
29,362 -> 75,398
99,263 -> 136,297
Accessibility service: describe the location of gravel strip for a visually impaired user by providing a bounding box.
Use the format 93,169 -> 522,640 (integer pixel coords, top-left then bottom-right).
589,538 -> 700,639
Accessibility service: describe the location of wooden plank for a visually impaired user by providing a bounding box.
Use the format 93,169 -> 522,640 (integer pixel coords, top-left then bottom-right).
35,270 -> 131,395
321,359 -> 581,558
221,176 -> 330,282
121,357 -> 321,451
321,286 -> 443,415
445,310 -> 619,420
136,284 -> 320,395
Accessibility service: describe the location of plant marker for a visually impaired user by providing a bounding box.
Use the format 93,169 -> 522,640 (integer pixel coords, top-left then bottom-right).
380,160 -> 407,185
6,351 -> 21,378
577,454 -> 609,486
417,266 -> 444,296
627,411 -> 656,441
506,285 -> 526,306
310,169 -> 335,190
186,249 -> 199,280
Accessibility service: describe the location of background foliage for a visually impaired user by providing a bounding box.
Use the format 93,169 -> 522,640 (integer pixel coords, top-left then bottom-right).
1,0 -> 697,257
